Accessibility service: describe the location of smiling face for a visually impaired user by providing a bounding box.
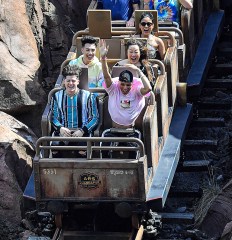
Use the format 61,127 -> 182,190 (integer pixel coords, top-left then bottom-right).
127,44 -> 141,64
81,43 -> 97,65
119,81 -> 132,95
64,75 -> 79,96
139,16 -> 154,37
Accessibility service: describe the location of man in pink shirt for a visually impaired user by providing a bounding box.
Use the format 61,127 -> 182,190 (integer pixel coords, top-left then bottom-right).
100,39 -> 151,128
105,69 -> 149,127
99,39 -> 151,158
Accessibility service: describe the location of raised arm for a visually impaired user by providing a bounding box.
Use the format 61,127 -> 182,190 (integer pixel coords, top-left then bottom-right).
127,3 -> 140,27
179,0 -> 193,9
143,0 -> 150,10
138,68 -> 152,95
99,39 -> 112,88
125,64 -> 152,96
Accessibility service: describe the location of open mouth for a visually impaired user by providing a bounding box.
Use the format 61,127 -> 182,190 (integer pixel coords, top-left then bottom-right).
87,55 -> 94,60
143,29 -> 150,34
123,90 -> 129,94
130,57 -> 137,63
67,85 -> 75,91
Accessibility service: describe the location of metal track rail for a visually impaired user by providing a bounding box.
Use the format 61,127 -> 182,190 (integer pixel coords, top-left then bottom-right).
52,228 -> 144,240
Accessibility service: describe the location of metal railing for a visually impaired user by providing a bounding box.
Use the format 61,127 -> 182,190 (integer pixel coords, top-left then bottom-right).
36,136 -> 145,160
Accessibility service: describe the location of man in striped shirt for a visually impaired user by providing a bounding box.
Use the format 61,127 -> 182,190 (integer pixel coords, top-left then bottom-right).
51,65 -> 99,157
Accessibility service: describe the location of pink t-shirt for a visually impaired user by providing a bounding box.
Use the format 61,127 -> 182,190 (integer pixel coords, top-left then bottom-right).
104,77 -> 145,126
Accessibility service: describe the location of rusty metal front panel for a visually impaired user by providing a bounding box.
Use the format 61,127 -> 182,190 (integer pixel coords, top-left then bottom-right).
40,168 -> 73,198
38,160 -> 146,201
106,169 -> 139,198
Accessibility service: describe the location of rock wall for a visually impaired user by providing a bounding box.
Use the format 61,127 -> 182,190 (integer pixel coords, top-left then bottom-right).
0,111 -> 37,237
0,0 -> 45,113
25,0 -> 91,89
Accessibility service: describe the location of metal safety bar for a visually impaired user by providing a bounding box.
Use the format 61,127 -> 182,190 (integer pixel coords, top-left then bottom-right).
36,136 -> 145,159
109,27 -> 182,45
149,59 -> 166,75
158,27 -> 184,45
101,128 -> 142,159
71,26 -> 182,51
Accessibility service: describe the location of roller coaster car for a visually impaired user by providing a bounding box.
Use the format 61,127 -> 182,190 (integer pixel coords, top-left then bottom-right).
33,94 -> 158,220
24,11 -> 182,220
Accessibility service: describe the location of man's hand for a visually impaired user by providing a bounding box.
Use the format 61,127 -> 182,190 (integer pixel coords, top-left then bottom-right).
99,39 -> 109,58
72,129 -> 84,137
60,127 -> 72,137
124,64 -> 141,76
126,17 -> 135,27
124,63 -> 138,70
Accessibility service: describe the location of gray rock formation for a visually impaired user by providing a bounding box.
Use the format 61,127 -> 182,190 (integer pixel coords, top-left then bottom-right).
0,112 -> 36,238
0,0 -> 45,113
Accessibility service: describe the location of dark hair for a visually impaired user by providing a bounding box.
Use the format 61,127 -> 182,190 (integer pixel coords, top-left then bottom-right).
139,12 -> 154,23
62,65 -> 82,78
126,38 -> 148,61
126,38 -> 153,83
119,70 -> 133,83
81,36 -> 97,47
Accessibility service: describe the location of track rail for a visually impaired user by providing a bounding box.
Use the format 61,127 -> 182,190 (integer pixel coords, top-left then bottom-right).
52,225 -> 144,240
53,230 -> 137,240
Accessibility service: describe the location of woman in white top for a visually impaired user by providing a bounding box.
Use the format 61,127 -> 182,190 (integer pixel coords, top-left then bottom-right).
137,12 -> 166,60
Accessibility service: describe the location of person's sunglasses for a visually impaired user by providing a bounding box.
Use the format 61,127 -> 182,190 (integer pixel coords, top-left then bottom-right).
140,22 -> 153,27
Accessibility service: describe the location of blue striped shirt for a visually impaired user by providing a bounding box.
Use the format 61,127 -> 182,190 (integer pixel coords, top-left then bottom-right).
51,89 -> 99,134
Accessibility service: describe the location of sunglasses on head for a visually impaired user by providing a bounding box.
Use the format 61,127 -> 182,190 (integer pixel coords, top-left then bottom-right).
140,22 -> 153,27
